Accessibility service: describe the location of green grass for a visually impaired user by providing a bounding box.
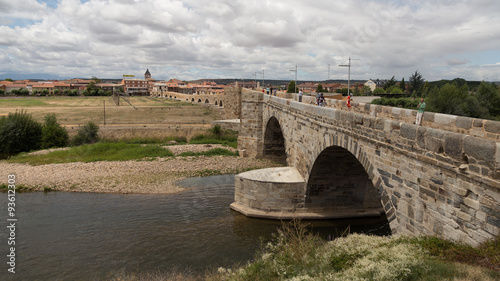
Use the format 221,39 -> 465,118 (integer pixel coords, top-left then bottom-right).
188,131 -> 238,148
178,148 -> 238,157
0,99 -> 48,107
407,235 -> 500,272
102,136 -> 188,145
6,143 -> 174,165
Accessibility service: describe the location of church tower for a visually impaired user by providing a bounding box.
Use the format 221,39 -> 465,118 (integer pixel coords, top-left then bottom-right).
144,69 -> 151,79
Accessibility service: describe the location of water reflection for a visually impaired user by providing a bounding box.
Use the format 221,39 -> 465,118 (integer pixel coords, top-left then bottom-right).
0,174 -> 389,280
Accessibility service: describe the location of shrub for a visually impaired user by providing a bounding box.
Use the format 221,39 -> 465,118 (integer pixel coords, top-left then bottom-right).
210,124 -> 222,136
0,110 -> 42,154
41,114 -> 69,149
71,121 -> 100,146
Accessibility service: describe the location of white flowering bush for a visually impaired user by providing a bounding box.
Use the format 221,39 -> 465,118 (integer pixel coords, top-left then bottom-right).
223,221 -> 430,281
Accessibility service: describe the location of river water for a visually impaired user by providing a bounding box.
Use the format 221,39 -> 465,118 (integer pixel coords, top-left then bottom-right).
1,174 -> 390,280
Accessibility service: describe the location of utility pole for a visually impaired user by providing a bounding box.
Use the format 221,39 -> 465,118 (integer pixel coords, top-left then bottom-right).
328,64 -> 330,81
339,57 -> 353,95
261,69 -> 265,88
253,72 -> 257,88
103,99 -> 106,126
289,65 -> 297,94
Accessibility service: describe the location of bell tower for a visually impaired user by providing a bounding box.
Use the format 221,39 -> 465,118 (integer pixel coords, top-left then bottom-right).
144,69 -> 151,79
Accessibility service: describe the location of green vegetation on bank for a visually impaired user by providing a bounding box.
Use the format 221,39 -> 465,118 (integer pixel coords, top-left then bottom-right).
111,221 -> 500,281
0,110 -> 42,154
102,136 -> 188,145
178,148 -> 238,157
6,143 -> 175,165
3,125 -> 239,165
0,111 -> 97,154
189,125 -> 238,148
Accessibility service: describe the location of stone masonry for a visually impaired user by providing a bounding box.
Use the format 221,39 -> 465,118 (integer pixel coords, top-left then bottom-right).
236,91 -> 500,246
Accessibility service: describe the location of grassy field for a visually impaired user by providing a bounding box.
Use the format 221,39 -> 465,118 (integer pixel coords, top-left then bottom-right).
0,96 -> 224,140
0,96 -> 221,126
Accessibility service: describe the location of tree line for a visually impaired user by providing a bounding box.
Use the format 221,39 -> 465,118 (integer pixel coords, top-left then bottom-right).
371,71 -> 500,121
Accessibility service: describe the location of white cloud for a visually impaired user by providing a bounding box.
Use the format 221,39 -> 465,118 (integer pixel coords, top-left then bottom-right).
0,0 -> 499,81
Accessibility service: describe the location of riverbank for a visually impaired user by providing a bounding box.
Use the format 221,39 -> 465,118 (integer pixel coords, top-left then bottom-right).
0,145 -> 281,194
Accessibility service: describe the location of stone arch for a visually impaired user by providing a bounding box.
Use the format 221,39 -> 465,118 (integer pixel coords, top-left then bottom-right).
215,100 -> 218,106
304,141 -> 393,230
198,99 -> 202,103
219,100 -> 223,107
263,116 -> 287,164
192,98 -> 195,102
205,99 -> 209,104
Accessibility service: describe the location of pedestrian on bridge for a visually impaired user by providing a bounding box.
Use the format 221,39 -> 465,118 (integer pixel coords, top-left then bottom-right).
416,97 -> 426,125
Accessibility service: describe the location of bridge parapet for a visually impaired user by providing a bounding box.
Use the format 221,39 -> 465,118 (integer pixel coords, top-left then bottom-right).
265,95 -> 499,184
292,94 -> 500,141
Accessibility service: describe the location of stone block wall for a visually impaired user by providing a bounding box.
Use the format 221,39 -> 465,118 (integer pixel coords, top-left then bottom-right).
221,86 -> 242,119
291,94 -> 500,141
243,94 -> 500,246
237,90 -> 265,158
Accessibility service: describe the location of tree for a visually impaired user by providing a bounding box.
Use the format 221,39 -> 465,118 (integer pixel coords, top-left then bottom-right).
5,78 -> 14,82
71,121 -> 100,146
409,70 -> 424,96
91,76 -> 101,83
0,110 -> 42,154
399,77 -> 406,92
287,81 -> 297,93
383,76 -> 397,90
362,85 -> 372,96
476,81 -> 500,118
388,85 -> 403,94
373,88 -> 385,95
316,84 -> 324,93
426,83 -> 489,118
41,114 -> 69,149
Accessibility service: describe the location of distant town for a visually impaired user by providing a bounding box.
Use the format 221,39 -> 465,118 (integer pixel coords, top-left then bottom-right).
0,68 -> 399,97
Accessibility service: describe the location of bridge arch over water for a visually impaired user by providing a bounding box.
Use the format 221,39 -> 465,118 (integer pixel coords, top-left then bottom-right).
232,90 -> 500,246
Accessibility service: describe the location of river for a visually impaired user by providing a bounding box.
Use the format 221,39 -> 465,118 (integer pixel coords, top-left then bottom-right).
0,174 -> 390,280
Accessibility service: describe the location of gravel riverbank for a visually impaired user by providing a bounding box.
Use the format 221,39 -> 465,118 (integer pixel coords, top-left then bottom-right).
0,145 -> 281,194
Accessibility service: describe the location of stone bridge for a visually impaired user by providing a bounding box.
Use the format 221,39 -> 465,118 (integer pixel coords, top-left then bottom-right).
230,89 -> 500,246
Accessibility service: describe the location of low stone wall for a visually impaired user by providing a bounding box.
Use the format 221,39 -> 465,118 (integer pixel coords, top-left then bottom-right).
211,119 -> 240,132
291,94 -> 500,141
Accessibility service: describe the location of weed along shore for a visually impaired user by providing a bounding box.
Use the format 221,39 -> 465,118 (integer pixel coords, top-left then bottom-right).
0,144 -> 281,194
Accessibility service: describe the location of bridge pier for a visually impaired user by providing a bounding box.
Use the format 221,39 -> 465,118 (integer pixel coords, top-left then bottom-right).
231,167 -> 384,219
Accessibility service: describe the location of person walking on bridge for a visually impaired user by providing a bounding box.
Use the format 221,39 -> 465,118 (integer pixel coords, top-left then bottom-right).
416,97 -> 426,125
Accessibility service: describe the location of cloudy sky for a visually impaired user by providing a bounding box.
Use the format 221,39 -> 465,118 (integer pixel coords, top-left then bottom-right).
1,0 -> 499,82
